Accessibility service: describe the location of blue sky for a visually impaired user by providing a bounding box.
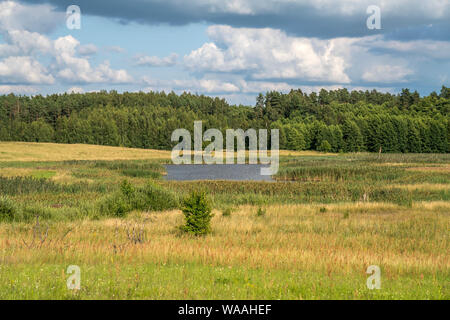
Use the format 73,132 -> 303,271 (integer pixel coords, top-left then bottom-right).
0,0 -> 449,105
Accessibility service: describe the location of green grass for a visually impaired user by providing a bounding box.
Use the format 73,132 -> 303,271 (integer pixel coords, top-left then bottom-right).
0,263 -> 447,299
31,170 -> 57,179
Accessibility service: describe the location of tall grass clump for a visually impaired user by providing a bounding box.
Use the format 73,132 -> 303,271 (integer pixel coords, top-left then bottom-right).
92,160 -> 164,179
0,176 -> 61,195
180,191 -> 213,236
98,180 -> 179,217
0,196 -> 18,222
135,182 -> 179,211
256,207 -> 266,217
121,168 -> 161,179
0,197 -> 62,223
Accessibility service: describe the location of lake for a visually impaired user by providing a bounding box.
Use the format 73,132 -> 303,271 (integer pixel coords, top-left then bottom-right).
164,164 -> 274,181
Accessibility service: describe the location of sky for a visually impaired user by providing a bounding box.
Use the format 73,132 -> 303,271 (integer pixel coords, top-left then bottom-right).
0,0 -> 449,105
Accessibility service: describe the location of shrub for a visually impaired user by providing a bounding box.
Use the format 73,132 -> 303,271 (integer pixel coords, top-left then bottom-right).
120,180 -> 135,198
98,180 -> 134,217
0,198 -> 64,223
99,180 -> 179,218
0,196 -> 17,222
98,194 -> 131,218
180,191 -> 213,236
134,182 -> 179,212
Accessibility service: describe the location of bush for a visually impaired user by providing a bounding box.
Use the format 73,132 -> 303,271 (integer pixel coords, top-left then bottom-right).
99,180 -> 179,218
180,191 -> 213,236
0,197 -> 63,223
98,194 -> 131,218
0,196 -> 17,222
120,180 -> 135,197
134,182 -> 179,212
98,180 -> 136,217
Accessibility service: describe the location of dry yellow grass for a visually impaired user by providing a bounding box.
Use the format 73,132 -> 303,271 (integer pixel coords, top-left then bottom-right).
406,165 -> 450,173
279,150 -> 337,156
0,142 -> 336,162
378,162 -> 408,167
0,167 -> 36,177
386,183 -> 450,191
2,202 -> 448,275
0,142 -> 171,162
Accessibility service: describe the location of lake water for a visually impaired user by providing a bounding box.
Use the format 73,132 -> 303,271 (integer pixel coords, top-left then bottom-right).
164,164 -> 274,181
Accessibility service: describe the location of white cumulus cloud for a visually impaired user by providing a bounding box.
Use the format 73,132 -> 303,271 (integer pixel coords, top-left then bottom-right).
362,65 -> 414,83
53,35 -> 133,84
0,56 -> 54,84
185,25 -> 351,83
0,2 -> 132,86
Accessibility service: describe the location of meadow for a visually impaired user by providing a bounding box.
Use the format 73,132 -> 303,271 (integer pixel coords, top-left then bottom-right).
0,142 -> 448,299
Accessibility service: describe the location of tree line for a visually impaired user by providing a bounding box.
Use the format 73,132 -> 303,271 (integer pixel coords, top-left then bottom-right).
0,87 -> 448,153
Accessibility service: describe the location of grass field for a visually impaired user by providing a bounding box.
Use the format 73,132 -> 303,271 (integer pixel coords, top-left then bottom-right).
0,142 -> 449,299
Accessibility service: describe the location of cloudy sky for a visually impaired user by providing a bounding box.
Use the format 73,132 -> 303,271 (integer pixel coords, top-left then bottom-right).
0,0 -> 449,104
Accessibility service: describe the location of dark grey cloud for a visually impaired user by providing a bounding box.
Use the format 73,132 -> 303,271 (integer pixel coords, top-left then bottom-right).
19,0 -> 450,40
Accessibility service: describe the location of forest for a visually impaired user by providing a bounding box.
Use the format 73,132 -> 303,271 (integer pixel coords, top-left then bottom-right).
0,86 -> 448,153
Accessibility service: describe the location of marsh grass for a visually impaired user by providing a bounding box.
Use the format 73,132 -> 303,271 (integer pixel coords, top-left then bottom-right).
98,180 -> 179,218
0,143 -> 448,299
